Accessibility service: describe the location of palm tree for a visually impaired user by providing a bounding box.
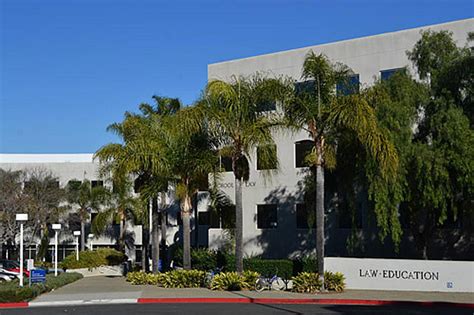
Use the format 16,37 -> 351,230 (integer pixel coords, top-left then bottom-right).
199,75 -> 289,273
154,107 -> 218,269
66,179 -> 108,251
282,52 -> 399,289
91,176 -> 142,252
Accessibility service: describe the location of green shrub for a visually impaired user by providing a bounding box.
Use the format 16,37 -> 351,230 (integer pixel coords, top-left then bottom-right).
171,247 -> 218,271
60,248 -> 126,270
324,271 -> 346,292
126,271 -> 163,285
242,270 -> 260,287
291,272 -> 322,293
0,272 -> 83,303
244,259 -> 293,279
291,271 -> 346,293
293,256 -> 317,274
210,272 -> 247,291
160,270 -> 207,288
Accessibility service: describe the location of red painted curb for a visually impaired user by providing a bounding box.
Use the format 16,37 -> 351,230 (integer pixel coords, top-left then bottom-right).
138,298 -> 250,304
0,302 -> 29,309
137,297 -> 474,309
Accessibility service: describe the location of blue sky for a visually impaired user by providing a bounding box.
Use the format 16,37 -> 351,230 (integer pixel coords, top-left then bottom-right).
1,0 -> 472,153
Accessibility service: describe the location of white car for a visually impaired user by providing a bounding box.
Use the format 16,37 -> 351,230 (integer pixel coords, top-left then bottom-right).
0,269 -> 17,282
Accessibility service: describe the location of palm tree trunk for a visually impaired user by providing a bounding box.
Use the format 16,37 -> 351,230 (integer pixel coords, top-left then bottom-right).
80,220 -> 85,251
151,196 -> 160,273
160,192 -> 167,268
315,163 -> 325,290
182,193 -> 192,270
119,214 -> 126,253
235,177 -> 243,274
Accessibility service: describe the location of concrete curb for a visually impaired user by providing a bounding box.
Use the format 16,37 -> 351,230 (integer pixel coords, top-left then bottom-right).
1,298 -> 473,309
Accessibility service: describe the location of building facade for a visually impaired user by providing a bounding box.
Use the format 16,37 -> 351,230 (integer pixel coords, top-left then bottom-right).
1,19 -> 473,262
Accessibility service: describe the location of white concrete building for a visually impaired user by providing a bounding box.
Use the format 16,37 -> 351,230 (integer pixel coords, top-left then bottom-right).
1,18 -> 473,262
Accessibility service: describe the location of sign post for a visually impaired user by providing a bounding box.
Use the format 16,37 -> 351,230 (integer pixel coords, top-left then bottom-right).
15,213 -> 28,287
52,224 -> 62,276
73,231 -> 81,261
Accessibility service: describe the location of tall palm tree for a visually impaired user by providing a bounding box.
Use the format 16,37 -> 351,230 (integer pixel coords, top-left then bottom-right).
282,52 -> 399,289
66,179 -> 108,251
199,75 -> 289,273
155,107 -> 218,269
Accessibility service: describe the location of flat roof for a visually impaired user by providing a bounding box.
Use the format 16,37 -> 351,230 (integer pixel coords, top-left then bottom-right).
209,18 -> 474,67
0,154 -> 95,163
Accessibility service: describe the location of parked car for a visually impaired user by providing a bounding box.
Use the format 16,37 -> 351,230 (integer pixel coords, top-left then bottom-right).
0,260 -> 30,277
0,267 -> 19,281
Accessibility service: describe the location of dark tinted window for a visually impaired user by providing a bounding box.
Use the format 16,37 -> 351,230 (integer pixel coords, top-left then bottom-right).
336,74 -> 360,96
294,80 -> 315,96
295,140 -> 313,168
68,180 -> 81,190
220,156 -> 233,172
91,180 -> 104,188
381,68 -> 404,81
257,204 -> 277,229
296,203 -> 316,229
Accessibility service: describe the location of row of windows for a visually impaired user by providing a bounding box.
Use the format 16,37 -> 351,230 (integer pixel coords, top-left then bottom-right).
259,68 -> 404,112
196,204 -> 316,230
218,140 -> 315,172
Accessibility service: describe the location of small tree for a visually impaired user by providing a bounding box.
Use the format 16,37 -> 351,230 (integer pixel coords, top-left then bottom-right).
66,179 -> 108,251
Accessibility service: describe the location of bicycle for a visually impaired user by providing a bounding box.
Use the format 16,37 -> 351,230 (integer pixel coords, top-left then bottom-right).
255,272 -> 285,292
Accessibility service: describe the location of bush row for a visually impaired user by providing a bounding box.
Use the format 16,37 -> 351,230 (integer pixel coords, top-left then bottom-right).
126,270 -> 260,291
292,272 -> 346,293
60,248 -> 126,270
126,270 -> 345,293
0,272 -> 83,303
171,247 -> 317,277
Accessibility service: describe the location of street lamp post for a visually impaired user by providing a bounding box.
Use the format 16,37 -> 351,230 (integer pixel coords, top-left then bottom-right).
52,224 -> 61,276
88,234 -> 94,251
15,214 -> 28,287
73,231 -> 81,261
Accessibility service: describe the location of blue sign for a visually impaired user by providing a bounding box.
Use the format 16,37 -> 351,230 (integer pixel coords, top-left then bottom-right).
30,269 -> 46,284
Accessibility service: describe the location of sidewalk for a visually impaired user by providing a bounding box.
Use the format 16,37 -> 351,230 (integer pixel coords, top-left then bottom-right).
3,276 -> 473,308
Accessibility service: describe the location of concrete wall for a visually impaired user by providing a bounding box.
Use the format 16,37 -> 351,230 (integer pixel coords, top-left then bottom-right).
325,257 -> 474,293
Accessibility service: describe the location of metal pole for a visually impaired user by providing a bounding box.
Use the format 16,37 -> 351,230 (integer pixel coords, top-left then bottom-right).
76,236 -> 79,261
19,223 -> 24,287
54,231 -> 58,276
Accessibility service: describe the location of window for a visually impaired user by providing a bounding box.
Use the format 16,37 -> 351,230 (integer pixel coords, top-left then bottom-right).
296,203 -> 316,229
256,100 -> 276,112
336,74 -> 360,96
294,80 -> 315,96
256,145 -> 277,170
67,180 -> 81,190
177,212 -> 183,226
219,156 -> 233,172
257,204 -> 277,229
198,211 -> 220,228
295,140 -> 313,168
338,203 -> 362,228
91,180 -> 104,188
380,68 -> 404,81
221,205 -> 236,229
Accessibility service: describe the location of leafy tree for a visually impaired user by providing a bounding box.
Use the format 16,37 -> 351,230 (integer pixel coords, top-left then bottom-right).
66,179 -> 109,251
282,52 -> 398,288
200,75 -> 289,273
403,30 -> 474,258
0,169 -> 28,255
21,168 -> 67,260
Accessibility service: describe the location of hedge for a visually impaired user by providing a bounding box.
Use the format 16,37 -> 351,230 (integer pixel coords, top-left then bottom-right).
0,272 -> 83,303
170,247 -> 318,278
60,248 -> 126,270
